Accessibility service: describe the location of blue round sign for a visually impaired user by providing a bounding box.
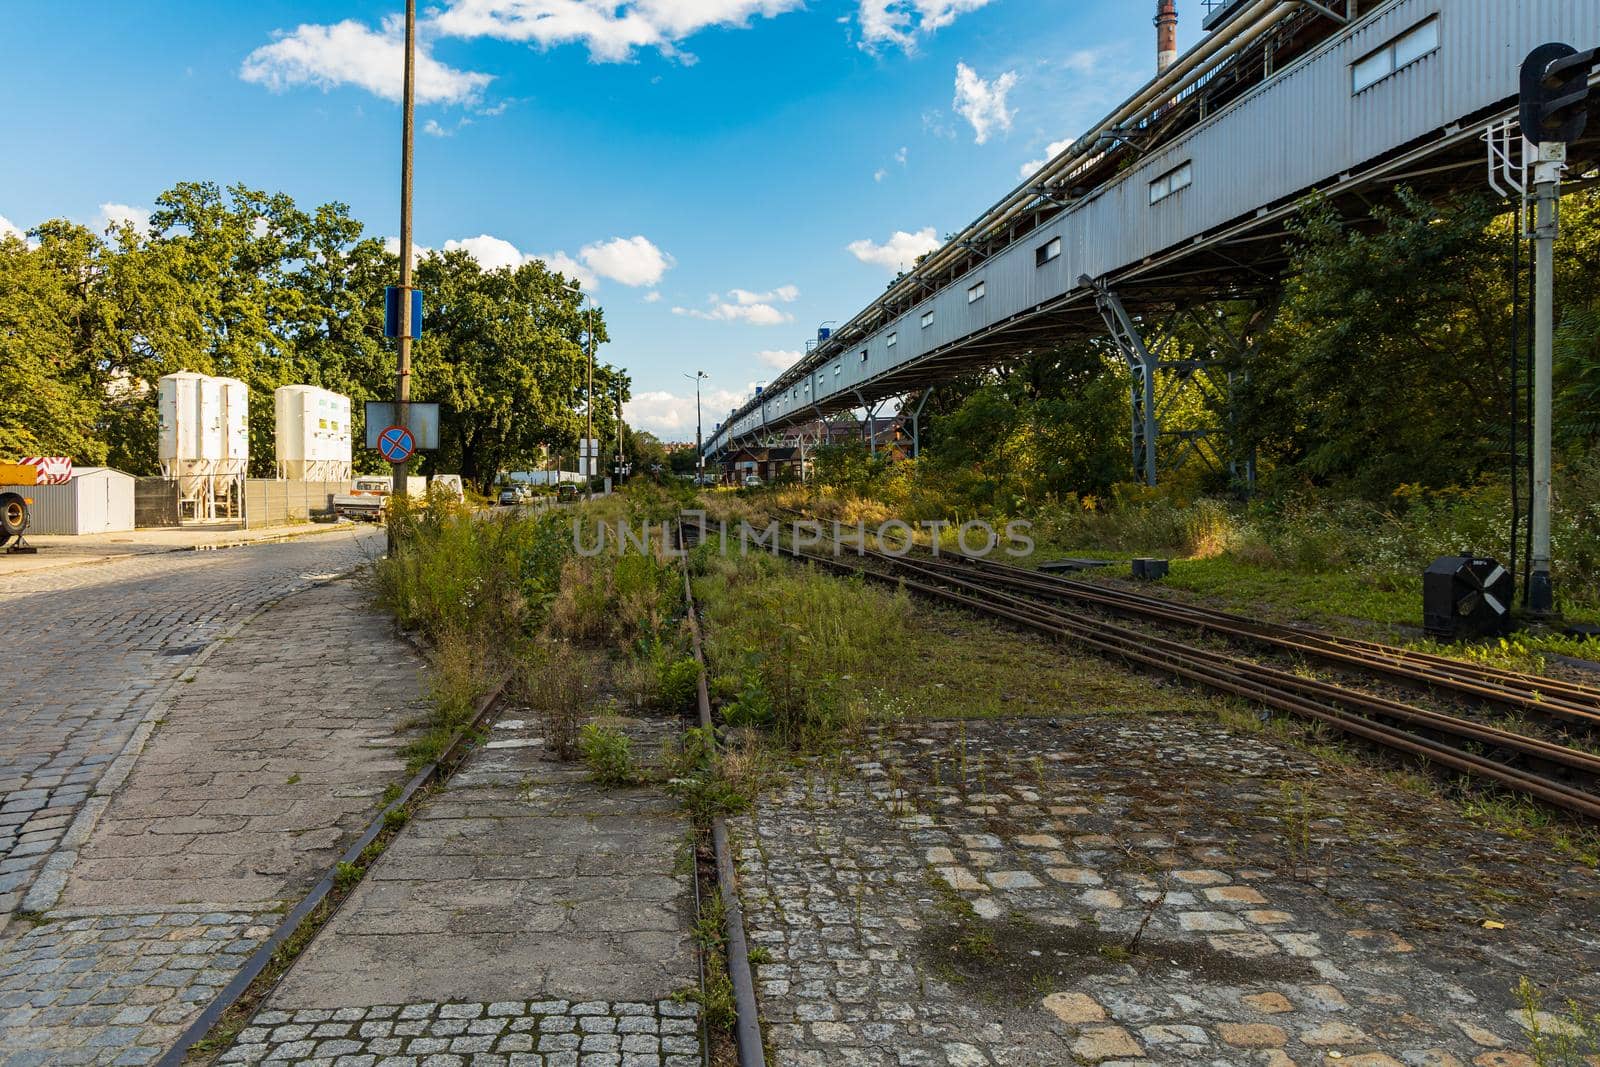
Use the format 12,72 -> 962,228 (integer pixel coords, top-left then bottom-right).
378,424 -> 416,464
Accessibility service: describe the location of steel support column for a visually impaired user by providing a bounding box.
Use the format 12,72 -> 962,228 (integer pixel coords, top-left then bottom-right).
1088,281 -> 1160,486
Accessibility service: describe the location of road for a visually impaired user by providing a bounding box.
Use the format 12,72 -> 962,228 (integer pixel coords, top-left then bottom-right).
0,529 -> 384,918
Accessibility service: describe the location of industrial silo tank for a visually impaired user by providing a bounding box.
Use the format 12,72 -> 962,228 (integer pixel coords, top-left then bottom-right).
158,373 -> 207,464
217,377 -> 250,474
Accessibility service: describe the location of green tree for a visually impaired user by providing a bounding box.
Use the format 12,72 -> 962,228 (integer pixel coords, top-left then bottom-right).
1236,190 -> 1512,497
410,250 -> 601,491
0,228 -> 108,462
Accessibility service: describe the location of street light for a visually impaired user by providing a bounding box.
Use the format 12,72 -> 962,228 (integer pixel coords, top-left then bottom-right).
568,280 -> 597,500
684,371 -> 709,482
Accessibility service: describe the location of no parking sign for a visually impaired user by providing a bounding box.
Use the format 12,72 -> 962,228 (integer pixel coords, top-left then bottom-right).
377,425 -> 416,464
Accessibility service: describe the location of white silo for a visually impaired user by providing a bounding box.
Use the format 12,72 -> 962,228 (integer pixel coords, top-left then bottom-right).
274,385 -> 353,480
217,377 -> 250,477
158,372 -> 213,501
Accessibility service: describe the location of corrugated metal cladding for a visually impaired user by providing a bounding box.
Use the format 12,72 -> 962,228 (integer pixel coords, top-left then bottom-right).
714,0 -> 1600,451
0,468 -> 136,535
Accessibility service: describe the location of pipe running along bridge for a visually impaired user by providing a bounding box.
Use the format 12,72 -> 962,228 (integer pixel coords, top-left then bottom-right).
701,0 -> 1600,485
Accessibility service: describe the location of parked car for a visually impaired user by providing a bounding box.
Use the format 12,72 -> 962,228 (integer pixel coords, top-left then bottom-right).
497,487 -> 520,506
556,483 -> 579,502
742,474 -> 764,488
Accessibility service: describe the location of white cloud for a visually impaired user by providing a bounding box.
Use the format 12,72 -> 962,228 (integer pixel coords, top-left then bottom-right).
241,17 -> 493,105
953,62 -> 1017,145
1020,137 -> 1073,178
398,231 -> 670,290
643,291 -> 662,303
433,0 -> 804,63
674,284 -> 797,325
444,234 -> 527,271
423,118 -> 453,137
383,236 -> 434,268
730,285 -> 798,305
579,235 -> 674,287
756,349 -> 802,370
873,168 -> 888,183
0,215 -> 23,241
857,0 -> 994,53
535,249 -> 599,289
895,145 -> 908,165
846,227 -> 941,273
98,203 -> 152,236
625,386 -> 748,436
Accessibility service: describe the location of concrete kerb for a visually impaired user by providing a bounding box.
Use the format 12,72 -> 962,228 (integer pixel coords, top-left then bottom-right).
3,522 -> 358,578
152,636 -> 516,1066
19,564 -> 365,915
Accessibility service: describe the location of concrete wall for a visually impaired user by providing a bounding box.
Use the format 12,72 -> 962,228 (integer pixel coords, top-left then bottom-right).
243,479 -> 354,529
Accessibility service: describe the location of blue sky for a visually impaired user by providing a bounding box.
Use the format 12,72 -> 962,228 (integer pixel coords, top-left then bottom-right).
0,1 -> 1198,438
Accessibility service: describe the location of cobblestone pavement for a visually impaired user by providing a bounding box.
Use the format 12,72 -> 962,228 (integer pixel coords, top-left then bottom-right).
0,550 -> 432,1066
216,997 -> 702,1066
734,715 -> 1600,1066
213,710 -> 702,1065
0,528 -> 382,916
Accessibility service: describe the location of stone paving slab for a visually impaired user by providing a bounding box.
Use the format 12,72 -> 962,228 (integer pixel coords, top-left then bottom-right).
265,713 -> 696,1011
0,907 -> 278,1067
216,996 -> 702,1066
0,562 -> 429,1065
734,715 -> 1600,1066
0,529 -> 382,916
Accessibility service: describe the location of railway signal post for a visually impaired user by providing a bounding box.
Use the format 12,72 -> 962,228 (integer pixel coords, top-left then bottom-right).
1519,42 -> 1596,615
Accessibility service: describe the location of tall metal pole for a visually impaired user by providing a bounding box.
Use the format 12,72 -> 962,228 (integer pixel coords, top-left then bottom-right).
1528,145 -> 1564,614
585,303 -> 594,501
685,371 -> 707,481
391,0 -> 417,501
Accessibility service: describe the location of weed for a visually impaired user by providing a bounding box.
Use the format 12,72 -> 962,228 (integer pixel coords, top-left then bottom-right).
579,723 -> 638,786
656,655 -> 702,713
285,773 -> 301,786
1515,975 -> 1600,1065
1275,780 -> 1317,882
516,639 -> 587,761
332,861 -> 364,892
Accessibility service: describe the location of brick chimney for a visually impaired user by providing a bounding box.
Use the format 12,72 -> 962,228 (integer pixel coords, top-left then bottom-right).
1156,0 -> 1179,73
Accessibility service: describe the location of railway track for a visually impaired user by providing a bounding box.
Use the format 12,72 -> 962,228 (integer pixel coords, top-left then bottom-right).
688,512 -> 1600,822
766,506 -> 1600,730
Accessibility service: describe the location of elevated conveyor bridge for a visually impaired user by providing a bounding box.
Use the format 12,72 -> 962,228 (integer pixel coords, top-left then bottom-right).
705,0 -> 1600,480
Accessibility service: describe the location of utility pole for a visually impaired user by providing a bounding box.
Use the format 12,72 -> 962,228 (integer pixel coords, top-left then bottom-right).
615,389 -> 624,486
391,0 -> 417,502
1518,41 -> 1595,614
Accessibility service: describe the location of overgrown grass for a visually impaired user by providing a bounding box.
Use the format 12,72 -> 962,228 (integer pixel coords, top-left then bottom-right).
691,549 -> 1213,750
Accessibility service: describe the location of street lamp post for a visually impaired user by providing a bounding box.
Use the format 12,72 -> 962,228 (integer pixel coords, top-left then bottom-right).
684,371 -> 709,482
568,281 -> 597,500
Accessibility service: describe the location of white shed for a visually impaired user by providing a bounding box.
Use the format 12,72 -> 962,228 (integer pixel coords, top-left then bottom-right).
0,467 -> 136,535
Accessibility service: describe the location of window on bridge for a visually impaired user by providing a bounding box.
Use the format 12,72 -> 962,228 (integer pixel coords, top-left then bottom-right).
921,310 -> 935,328
834,363 -> 841,376
968,281 -> 986,303
1037,236 -> 1062,267
887,331 -> 897,349
860,348 -> 869,362
1149,161 -> 1193,205
1353,16 -> 1439,93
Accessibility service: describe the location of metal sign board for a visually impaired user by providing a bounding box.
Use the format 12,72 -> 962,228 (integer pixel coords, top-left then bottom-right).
19,457 -> 72,485
377,425 -> 416,464
364,402 -> 441,450
384,287 -> 424,339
